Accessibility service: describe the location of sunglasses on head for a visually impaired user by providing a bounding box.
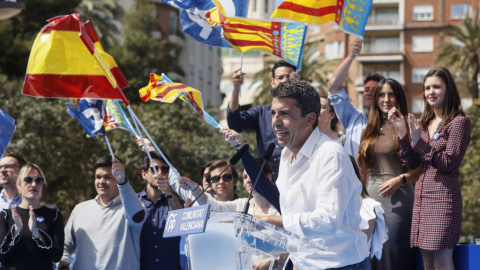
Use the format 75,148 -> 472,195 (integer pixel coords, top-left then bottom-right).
24,176 -> 44,185
209,173 -> 233,183
150,166 -> 169,174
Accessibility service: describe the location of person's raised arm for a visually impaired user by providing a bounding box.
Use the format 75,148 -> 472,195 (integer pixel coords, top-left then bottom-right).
228,68 -> 245,112
328,38 -> 363,95
112,158 -> 145,225
157,176 -> 184,210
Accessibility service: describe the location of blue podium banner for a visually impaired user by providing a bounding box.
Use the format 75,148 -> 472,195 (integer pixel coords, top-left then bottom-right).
163,204 -> 211,238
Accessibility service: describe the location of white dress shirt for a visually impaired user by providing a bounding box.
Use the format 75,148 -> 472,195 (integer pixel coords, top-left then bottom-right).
276,128 -> 369,269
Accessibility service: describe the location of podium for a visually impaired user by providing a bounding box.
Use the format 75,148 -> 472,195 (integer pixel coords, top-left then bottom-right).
184,212 -> 326,270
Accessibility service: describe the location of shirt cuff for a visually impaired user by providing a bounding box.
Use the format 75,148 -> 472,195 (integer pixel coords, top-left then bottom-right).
327,88 -> 348,106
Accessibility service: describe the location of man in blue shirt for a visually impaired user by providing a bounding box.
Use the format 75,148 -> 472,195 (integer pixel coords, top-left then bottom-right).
138,151 -> 183,270
0,154 -> 26,210
327,38 -> 384,158
227,60 -> 297,179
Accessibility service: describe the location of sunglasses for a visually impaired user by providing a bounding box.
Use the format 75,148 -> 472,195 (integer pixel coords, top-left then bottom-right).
24,176 -> 44,185
0,164 -> 18,171
209,173 -> 233,183
150,166 -> 169,174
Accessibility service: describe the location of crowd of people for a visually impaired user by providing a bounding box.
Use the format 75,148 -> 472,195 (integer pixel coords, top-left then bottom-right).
0,37 -> 471,270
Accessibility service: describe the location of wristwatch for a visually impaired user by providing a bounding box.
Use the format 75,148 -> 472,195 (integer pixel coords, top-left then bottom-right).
400,174 -> 407,185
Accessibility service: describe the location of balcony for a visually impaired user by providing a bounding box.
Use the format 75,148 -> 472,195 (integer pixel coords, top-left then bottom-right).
366,8 -> 403,31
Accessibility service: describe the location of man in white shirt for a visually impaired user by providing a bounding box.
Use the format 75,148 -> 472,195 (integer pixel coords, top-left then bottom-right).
265,79 -> 370,270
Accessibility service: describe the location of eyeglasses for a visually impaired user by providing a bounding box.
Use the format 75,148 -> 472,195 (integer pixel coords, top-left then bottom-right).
209,173 -> 233,183
24,176 -> 44,185
95,174 -> 115,180
150,166 -> 169,174
0,164 -> 18,171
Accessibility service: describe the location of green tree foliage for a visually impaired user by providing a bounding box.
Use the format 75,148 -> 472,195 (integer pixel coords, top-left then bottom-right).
111,0 -> 184,103
435,8 -> 480,99
0,0 -> 82,78
0,0 -> 241,220
460,101 -> 480,236
75,0 -> 124,49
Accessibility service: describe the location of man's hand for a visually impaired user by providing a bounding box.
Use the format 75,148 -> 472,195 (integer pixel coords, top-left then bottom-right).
135,136 -> 155,152
232,68 -> 245,91
220,128 -> 245,149
112,158 -> 126,184
350,38 -> 363,58
155,174 -> 173,195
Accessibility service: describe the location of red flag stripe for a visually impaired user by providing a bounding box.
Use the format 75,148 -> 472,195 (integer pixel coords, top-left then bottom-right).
41,14 -> 81,34
23,74 -> 123,100
224,23 -> 272,33
225,38 -> 273,49
155,84 -> 191,99
277,2 -> 337,16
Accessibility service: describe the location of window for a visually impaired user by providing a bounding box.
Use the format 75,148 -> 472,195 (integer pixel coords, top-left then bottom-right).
377,70 -> 400,82
325,41 -> 344,59
451,4 -> 471,20
264,0 -> 269,13
411,98 -> 424,114
413,4 -> 433,21
189,46 -> 195,77
252,0 -> 257,12
375,8 -> 399,25
208,66 -> 212,86
169,11 -> 179,36
375,37 -> 400,53
412,67 -> 430,83
412,36 -> 433,52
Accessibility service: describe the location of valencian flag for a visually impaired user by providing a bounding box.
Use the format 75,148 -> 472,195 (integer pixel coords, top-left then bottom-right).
271,0 -> 373,36
23,13 -> 129,99
104,100 -> 137,136
139,73 -> 221,129
206,0 -> 308,69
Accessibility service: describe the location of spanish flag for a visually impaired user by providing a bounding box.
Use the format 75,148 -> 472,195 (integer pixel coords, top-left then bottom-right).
22,14 -> 129,100
271,0 -> 373,36
207,0 -> 307,69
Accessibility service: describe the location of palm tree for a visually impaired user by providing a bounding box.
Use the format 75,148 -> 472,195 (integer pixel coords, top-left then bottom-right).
251,41 -> 336,105
435,8 -> 480,99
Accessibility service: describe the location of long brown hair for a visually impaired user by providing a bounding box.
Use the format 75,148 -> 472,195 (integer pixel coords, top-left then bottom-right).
357,78 -> 409,166
420,67 -> 464,127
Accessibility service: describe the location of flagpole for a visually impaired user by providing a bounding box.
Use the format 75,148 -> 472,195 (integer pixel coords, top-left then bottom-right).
239,52 -> 244,97
104,134 -> 115,159
126,106 -> 182,179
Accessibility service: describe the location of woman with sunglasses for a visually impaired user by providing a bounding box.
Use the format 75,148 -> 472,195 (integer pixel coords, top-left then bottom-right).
0,163 -> 64,270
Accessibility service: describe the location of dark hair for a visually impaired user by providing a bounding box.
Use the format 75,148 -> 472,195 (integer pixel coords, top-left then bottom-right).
94,155 -> 124,169
364,73 -> 385,85
3,154 -> 27,168
271,80 -> 320,128
253,157 -> 273,176
420,67 -> 464,127
200,160 -> 214,178
141,151 -> 170,171
271,60 -> 296,78
207,160 -> 238,191
358,78 -> 409,166
319,94 -> 339,131
349,155 -> 368,198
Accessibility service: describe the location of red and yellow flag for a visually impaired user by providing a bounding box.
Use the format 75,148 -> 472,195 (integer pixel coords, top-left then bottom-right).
206,0 -> 307,69
271,0 -> 373,36
22,14 -> 129,100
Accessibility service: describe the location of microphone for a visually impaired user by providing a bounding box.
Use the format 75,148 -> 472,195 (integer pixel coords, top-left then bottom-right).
188,144 -> 249,207
242,143 -> 275,214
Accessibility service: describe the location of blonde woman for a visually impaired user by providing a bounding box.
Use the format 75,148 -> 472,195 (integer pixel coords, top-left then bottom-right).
0,163 -> 64,270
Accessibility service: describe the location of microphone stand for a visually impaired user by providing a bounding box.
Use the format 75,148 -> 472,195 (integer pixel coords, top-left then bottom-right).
242,159 -> 268,215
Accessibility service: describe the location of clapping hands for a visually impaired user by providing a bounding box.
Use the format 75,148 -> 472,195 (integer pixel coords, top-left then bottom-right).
387,108 -> 422,143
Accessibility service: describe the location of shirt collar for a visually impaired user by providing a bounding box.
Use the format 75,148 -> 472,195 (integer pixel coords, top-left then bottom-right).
95,194 -> 121,207
281,128 -> 321,162
0,189 -> 21,204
